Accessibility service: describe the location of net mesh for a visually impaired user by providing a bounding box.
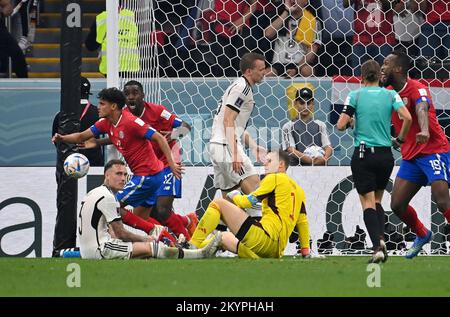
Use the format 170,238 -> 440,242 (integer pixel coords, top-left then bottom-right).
107,0 -> 450,255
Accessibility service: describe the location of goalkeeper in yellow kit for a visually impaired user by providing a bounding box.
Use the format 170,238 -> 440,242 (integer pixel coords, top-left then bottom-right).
190,150 -> 311,258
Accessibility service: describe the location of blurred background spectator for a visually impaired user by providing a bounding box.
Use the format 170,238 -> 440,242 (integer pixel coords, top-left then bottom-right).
0,0 -> 28,78
345,0 -> 396,76
417,0 -> 450,61
392,0 -> 424,58
265,0 -> 322,78
209,0 -> 255,77
317,0 -> 354,76
244,0 -> 282,63
10,0 -> 32,54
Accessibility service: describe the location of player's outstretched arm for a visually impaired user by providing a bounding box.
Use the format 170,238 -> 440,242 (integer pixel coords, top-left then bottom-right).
52,128 -> 94,145
109,220 -> 153,243
228,174 -> 276,208
79,136 -> 112,149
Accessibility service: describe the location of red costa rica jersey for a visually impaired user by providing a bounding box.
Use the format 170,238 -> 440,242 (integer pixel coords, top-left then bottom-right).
124,102 -> 182,166
91,111 -> 164,176
390,79 -> 450,160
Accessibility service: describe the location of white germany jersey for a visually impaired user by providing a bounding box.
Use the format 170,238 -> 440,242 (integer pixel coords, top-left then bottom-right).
210,77 -> 255,145
78,185 -> 122,259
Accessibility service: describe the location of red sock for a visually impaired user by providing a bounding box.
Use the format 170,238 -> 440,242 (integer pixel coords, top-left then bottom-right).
147,217 -> 161,226
122,210 -> 154,234
401,205 -> 428,238
159,229 -> 177,245
444,207 -> 450,224
161,213 -> 191,240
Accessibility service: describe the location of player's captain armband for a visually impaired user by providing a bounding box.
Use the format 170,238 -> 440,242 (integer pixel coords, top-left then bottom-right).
90,125 -> 101,137
144,127 -> 156,139
415,96 -> 431,108
134,117 -> 145,126
160,110 -> 172,120
172,118 -> 182,128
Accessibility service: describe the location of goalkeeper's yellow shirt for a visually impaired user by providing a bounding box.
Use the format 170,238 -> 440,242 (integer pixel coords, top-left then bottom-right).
233,172 -> 308,257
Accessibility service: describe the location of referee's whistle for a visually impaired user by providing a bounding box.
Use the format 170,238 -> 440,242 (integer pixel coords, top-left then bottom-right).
359,141 -> 366,159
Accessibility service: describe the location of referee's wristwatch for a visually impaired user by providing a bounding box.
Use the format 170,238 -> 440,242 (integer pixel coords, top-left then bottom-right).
395,137 -> 405,144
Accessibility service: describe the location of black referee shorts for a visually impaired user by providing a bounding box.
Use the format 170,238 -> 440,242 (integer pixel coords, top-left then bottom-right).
351,147 -> 394,195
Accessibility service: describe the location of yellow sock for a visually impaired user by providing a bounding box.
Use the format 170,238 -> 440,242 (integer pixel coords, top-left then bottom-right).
190,201 -> 221,248
237,242 -> 259,259
298,213 -> 311,249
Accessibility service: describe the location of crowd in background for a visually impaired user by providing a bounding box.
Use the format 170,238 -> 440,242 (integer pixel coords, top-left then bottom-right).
1,0 -> 449,79
153,0 -> 450,78
0,0 -> 37,78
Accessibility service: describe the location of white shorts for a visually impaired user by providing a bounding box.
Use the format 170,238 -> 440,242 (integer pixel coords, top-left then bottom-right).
98,239 -> 133,260
209,142 -> 258,191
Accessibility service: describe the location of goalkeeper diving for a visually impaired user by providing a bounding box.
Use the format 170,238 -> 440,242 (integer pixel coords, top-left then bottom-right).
190,150 -> 313,259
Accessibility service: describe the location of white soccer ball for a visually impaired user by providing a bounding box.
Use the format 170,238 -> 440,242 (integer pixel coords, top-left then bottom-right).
64,153 -> 90,179
304,145 -> 325,158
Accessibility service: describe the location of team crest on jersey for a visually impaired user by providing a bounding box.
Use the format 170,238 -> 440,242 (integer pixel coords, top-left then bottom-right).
119,131 -> 124,139
402,97 -> 409,107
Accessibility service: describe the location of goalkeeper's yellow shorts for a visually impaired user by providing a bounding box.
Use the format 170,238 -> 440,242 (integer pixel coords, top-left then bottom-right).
236,217 -> 279,258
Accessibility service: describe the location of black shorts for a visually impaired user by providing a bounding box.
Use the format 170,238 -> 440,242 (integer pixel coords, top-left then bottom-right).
351,147 -> 394,195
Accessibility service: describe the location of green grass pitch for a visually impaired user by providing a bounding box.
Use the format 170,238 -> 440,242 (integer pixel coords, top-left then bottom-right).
0,256 -> 449,297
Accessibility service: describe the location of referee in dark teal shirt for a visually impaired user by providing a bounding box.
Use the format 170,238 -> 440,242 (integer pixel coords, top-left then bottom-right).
336,59 -> 412,263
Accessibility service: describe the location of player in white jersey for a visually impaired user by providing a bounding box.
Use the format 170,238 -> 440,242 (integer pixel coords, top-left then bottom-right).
209,52 -> 267,198
78,159 -> 221,260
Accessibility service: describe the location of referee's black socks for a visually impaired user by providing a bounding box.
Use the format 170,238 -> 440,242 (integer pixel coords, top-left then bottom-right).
363,208 -> 381,249
375,203 -> 385,240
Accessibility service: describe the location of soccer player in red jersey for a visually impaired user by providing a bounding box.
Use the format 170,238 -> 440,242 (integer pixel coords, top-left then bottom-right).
381,51 -> 450,258
122,80 -> 197,239
52,87 -> 182,239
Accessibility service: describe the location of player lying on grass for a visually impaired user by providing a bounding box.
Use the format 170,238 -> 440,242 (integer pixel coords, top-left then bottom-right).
78,159 -> 221,260
190,150 -> 312,259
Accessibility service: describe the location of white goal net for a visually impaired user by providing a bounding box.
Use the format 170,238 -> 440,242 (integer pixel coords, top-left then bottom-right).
107,0 -> 450,255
